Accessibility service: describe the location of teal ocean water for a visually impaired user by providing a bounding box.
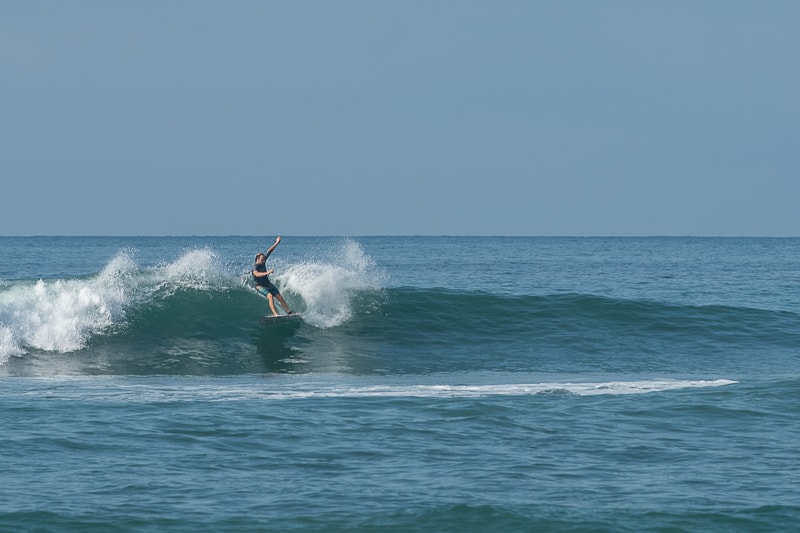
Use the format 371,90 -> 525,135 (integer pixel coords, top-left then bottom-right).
1,236 -> 798,531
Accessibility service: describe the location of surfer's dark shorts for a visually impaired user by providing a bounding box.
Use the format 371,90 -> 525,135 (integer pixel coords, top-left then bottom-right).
256,284 -> 279,297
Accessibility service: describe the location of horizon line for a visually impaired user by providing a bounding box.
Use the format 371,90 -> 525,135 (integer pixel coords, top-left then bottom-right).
2,234 -> 798,239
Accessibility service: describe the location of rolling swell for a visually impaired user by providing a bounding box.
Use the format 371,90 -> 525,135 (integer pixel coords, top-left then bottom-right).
333,288 -> 800,374
3,278 -> 797,376
370,288 -> 799,348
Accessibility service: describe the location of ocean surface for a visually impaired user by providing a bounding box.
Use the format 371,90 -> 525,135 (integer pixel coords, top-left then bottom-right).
1,236 -> 798,532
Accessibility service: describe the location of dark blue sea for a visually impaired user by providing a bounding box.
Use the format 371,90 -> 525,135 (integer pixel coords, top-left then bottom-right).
1,236 -> 798,532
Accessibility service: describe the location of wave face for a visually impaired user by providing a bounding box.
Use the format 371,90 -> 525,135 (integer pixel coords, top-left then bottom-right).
2,242 -> 797,377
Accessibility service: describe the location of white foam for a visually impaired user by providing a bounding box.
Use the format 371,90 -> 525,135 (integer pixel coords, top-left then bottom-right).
0,326 -> 24,364
0,248 -> 237,363
0,253 -> 134,362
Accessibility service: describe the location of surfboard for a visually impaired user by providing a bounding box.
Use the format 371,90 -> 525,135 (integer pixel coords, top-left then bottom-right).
258,314 -> 302,325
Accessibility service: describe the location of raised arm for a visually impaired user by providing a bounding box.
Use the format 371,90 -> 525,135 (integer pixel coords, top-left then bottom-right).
264,236 -> 282,260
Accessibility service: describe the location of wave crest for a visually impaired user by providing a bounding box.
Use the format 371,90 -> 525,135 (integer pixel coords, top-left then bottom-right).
0,241 -> 388,364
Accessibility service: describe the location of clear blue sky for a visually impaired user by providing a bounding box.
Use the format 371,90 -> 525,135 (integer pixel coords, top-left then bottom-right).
2,1 -> 798,236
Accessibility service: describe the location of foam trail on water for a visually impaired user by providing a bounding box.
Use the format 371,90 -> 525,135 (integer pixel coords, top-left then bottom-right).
277,240 -> 387,328
275,379 -> 740,399
7,379 -> 738,402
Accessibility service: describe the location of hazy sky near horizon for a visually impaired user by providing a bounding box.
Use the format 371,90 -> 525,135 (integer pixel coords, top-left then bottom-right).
2,1 -> 798,236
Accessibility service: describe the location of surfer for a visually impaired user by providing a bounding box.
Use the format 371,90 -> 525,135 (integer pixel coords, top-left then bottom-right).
253,236 -> 295,317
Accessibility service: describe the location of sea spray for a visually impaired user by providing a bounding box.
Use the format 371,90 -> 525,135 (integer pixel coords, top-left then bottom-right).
277,240 -> 387,328
159,248 -> 231,292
